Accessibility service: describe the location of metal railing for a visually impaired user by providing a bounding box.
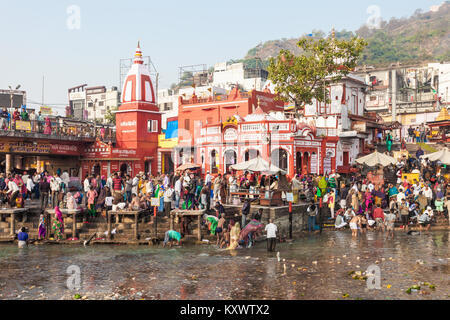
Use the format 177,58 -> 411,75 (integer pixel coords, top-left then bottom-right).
0,117 -> 116,142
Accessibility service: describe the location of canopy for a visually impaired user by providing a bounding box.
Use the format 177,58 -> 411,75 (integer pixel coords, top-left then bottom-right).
355,151 -> 397,167
175,163 -> 201,172
421,147 -> 450,165
230,156 -> 287,175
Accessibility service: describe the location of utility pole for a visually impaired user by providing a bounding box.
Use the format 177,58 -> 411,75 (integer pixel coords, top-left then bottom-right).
41,76 -> 45,106
415,69 -> 418,113
392,69 -> 397,122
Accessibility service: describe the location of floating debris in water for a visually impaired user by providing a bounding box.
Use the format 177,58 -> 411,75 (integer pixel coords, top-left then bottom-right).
416,259 -> 424,265
312,261 -> 317,265
276,252 -> 281,262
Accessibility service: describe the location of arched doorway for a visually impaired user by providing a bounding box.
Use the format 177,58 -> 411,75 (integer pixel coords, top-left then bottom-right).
210,150 -> 218,174
271,148 -> 288,172
224,150 -> 237,173
296,152 -> 302,175
145,160 -> 152,174
244,149 -> 260,161
120,163 -> 129,177
303,152 -> 310,174
92,163 -> 101,176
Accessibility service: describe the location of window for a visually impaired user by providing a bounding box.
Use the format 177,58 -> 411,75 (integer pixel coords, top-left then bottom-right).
147,120 -> 158,133
98,101 -> 104,106
185,119 -> 190,130
88,102 -> 93,108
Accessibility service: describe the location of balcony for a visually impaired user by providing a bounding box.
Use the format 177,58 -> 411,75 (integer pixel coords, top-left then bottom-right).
0,118 -> 116,143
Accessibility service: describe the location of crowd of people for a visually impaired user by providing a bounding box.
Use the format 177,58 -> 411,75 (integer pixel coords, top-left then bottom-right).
4,141 -> 450,247
0,106 -> 115,140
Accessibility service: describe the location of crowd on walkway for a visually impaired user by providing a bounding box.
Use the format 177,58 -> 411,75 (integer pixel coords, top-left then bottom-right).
4,141 -> 450,247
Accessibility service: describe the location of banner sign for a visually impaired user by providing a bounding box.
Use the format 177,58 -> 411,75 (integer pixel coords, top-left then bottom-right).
15,120 -> 32,132
0,141 -> 80,155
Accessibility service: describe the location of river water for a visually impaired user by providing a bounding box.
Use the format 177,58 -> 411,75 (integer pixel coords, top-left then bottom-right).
0,230 -> 448,300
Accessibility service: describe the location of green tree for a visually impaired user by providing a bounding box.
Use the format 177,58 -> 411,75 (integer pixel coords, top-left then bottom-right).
267,35 -> 367,115
104,110 -> 116,125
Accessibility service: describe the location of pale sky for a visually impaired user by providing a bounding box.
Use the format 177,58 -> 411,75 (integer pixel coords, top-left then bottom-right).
0,0 -> 441,112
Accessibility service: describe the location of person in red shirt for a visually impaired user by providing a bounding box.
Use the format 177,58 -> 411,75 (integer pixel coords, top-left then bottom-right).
373,205 -> 385,232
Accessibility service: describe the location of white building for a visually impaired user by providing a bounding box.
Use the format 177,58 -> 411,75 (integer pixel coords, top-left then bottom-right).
301,74 -> 371,168
212,62 -> 268,92
69,85 -> 120,123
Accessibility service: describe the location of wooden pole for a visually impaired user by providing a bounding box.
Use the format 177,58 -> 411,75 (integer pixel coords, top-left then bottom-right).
197,214 -> 201,241
107,211 -> 111,240
10,212 -> 15,236
289,202 -> 293,239
72,212 -> 77,239
169,210 -> 173,231
134,212 -> 138,240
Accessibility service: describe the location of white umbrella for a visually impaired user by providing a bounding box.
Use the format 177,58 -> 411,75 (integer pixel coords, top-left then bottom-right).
355,151 -> 397,167
230,156 -> 287,174
421,148 -> 450,165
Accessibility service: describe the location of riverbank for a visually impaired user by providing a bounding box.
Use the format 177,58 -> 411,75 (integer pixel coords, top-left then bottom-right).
0,230 -> 448,300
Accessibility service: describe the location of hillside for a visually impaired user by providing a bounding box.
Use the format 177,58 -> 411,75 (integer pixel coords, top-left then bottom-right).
240,2 -> 450,68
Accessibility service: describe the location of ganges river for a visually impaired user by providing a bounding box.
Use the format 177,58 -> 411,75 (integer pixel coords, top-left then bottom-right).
0,230 -> 448,300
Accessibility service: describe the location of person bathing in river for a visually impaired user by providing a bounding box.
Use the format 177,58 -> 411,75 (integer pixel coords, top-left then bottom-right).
162,230 -> 183,247
17,227 -> 29,248
349,215 -> 361,238
216,213 -> 226,246
38,213 -> 46,240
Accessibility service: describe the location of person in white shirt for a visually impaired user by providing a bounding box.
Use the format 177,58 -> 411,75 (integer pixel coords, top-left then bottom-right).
174,177 -> 182,208
83,175 -> 91,206
205,171 -> 212,187
422,185 -> 433,206
265,219 -> 278,252
7,180 -> 20,207
163,186 -> 174,216
26,177 -> 35,200
50,176 -> 62,208
131,175 -> 139,196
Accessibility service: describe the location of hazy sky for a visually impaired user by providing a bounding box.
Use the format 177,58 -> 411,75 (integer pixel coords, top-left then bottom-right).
0,0 -> 441,111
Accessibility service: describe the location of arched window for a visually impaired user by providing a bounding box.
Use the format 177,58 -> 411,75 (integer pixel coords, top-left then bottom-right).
224,150 -> 237,173
271,148 -> 288,172
244,149 -> 260,161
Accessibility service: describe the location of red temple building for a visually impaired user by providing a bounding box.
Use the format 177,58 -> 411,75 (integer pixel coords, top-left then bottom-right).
81,43 -> 161,177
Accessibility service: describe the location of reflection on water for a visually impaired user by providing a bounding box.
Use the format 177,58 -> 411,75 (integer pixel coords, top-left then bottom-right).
0,231 -> 448,300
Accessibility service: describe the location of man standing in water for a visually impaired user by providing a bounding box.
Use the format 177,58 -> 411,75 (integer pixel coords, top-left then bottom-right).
163,230 -> 183,247
17,227 -> 29,248
265,219 -> 278,252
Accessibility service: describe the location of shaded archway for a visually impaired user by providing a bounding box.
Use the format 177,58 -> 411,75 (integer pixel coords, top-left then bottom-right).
244,149 -> 260,161
210,150 -> 218,174
92,163 -> 101,176
120,163 -> 130,177
224,149 -> 237,173
303,152 -> 310,174
271,148 -> 288,172
296,152 -> 302,175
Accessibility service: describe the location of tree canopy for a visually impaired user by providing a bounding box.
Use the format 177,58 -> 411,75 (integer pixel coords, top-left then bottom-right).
267,35 -> 367,114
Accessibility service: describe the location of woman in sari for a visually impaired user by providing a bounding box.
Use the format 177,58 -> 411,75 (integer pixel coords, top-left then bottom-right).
86,186 -> 98,218
38,214 -> 46,240
52,206 -> 64,241
227,222 -> 241,250
204,214 -> 219,235
43,116 -> 52,135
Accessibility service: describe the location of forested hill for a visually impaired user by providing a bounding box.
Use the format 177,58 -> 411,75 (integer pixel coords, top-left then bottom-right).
238,2 -> 450,68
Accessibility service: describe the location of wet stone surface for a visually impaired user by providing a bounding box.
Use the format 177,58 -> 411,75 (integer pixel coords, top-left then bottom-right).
0,230 -> 448,300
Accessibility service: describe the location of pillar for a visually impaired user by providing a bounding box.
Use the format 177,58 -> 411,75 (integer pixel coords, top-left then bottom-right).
36,156 -> 42,173
15,156 -> 22,170
5,154 -> 12,174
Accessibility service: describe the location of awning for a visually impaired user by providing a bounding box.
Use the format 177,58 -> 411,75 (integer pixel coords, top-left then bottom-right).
81,158 -> 141,161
